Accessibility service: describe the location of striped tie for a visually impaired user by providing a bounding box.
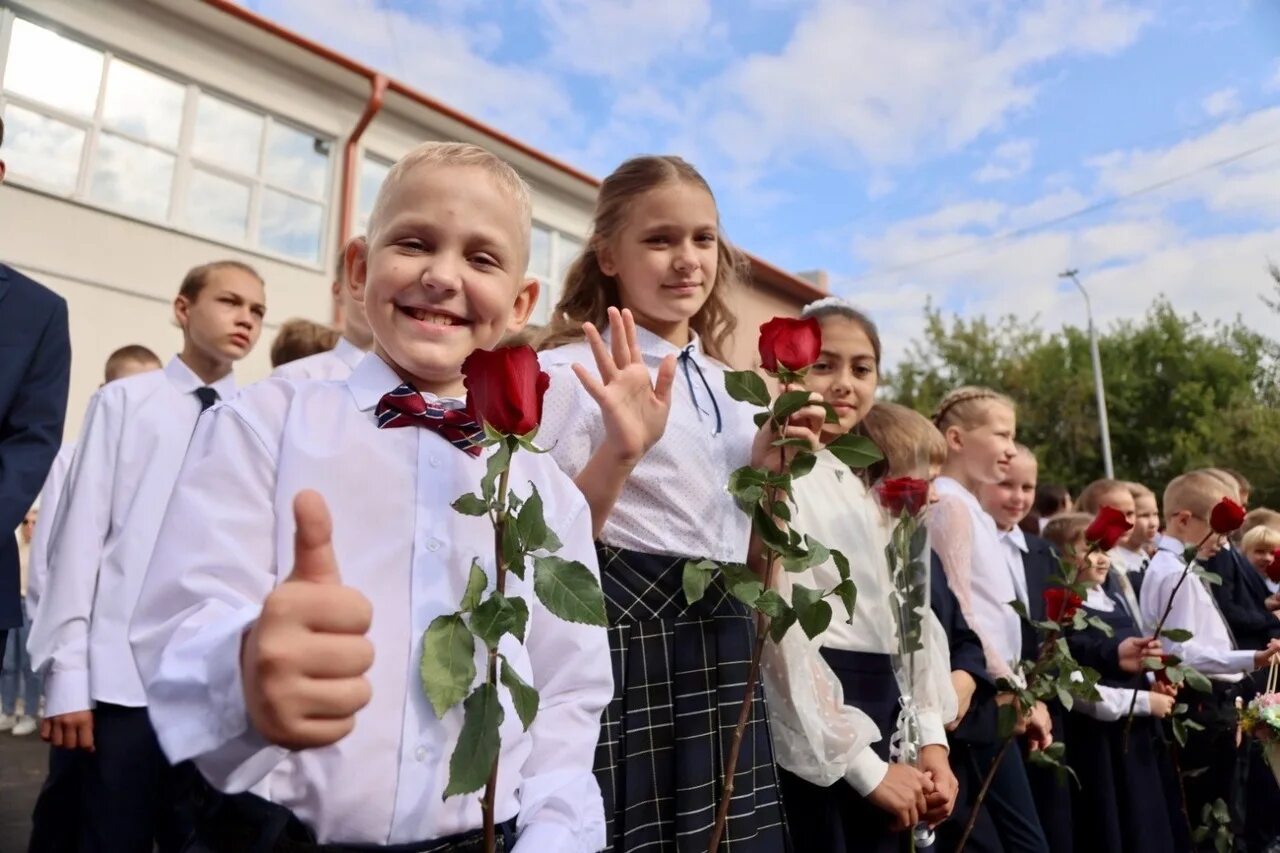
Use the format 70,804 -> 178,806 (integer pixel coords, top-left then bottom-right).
375,383 -> 484,458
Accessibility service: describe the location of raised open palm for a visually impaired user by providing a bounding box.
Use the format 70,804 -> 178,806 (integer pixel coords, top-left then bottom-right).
572,307 -> 677,466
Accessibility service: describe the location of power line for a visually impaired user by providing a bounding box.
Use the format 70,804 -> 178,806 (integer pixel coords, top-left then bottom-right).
845,132 -> 1280,285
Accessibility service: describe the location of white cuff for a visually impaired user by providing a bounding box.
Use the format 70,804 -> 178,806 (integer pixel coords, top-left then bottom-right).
511,820 -> 590,853
919,711 -> 949,750
44,668 -> 92,717
1133,690 -> 1151,716
844,746 -> 889,797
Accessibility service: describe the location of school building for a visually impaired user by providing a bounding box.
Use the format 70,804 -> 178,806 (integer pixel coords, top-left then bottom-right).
0,0 -> 826,439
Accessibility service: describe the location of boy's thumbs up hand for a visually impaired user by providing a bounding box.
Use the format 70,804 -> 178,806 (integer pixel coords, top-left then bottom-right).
241,490 -> 375,751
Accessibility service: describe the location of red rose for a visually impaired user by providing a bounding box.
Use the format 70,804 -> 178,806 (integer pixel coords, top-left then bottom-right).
758,316 -> 822,373
1209,497 -> 1246,535
1085,506 -> 1133,551
874,477 -> 931,517
1043,587 -> 1083,623
462,345 -> 550,436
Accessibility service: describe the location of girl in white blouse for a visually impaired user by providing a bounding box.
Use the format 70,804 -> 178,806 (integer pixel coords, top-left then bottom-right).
536,156 -> 823,853
762,299 -> 958,853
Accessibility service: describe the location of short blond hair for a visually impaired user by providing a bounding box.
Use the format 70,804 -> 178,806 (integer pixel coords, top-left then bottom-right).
932,385 -> 1015,433
367,141 -> 532,259
861,402 -> 947,481
1043,512 -> 1093,557
1200,468 -> 1242,501
1242,525 -> 1280,554
1127,481 -> 1156,503
1243,508 -> 1280,538
1163,470 -> 1233,521
1077,479 -> 1131,514
270,318 -> 339,368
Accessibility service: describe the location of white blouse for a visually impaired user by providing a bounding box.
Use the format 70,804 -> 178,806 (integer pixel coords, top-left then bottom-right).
538,326 -> 757,562
763,451 -> 956,795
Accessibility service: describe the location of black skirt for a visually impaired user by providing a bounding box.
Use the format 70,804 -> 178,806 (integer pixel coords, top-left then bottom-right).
777,648 -> 903,853
593,545 -> 789,853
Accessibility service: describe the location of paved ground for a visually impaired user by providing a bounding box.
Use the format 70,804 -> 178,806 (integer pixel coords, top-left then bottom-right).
0,731 -> 44,852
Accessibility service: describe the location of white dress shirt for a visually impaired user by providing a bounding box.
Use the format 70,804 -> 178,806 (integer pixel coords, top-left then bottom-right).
271,336 -> 366,381
929,477 -> 1024,681
28,356 -> 236,716
129,354 -> 611,849
23,440 -> 75,617
1138,534 -> 1254,682
765,452 -> 955,795
1109,546 -> 1149,578
996,526 -> 1031,609
1074,587 -> 1152,720
538,327 -> 758,562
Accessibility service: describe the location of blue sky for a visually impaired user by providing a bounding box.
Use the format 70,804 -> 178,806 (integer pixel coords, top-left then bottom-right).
242,0 -> 1280,363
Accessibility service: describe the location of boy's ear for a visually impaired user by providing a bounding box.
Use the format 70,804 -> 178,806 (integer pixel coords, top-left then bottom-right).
507,278 -> 540,334
173,294 -> 191,330
346,237 -> 369,306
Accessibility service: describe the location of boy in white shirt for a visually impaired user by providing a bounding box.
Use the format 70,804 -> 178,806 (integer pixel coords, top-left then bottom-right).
272,245 -> 373,380
27,262 -> 266,851
130,142 -> 611,851
1139,470 -> 1280,839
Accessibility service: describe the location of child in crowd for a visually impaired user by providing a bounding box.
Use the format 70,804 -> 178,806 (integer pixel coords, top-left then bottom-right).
862,402 -> 1003,853
27,262 -> 265,851
762,301 -> 957,853
272,246 -> 373,380
537,155 -> 818,851
1139,471 -> 1280,840
1042,514 -> 1183,853
1242,524 -> 1280,594
1199,473 -> 1280,654
928,387 -> 1050,853
269,318 -> 339,368
130,142 -> 612,850
0,506 -> 41,737
1033,484 -> 1073,532
1109,482 -> 1159,593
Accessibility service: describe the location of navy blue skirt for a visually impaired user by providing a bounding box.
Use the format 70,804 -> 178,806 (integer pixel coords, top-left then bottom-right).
777,648 -> 903,853
593,546 -> 789,853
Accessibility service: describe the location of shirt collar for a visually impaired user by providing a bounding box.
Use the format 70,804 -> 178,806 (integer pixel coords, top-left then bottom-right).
1084,585 -> 1115,611
165,355 -> 237,399
1156,532 -> 1192,555
346,352 -> 465,413
616,324 -> 712,366
333,337 -> 366,370
1000,525 -> 1029,552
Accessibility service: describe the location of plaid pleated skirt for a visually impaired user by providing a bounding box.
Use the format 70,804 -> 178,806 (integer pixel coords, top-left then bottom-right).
593,545 -> 790,853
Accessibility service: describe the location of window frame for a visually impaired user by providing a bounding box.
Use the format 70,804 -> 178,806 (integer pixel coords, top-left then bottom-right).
0,9 -> 335,269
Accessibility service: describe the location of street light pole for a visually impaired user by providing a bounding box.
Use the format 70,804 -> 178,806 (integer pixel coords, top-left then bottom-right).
1060,269 -> 1115,479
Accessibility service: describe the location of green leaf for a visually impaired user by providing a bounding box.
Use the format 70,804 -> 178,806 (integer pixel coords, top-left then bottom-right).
471,592 -> 529,648
831,549 -> 851,582
722,562 -> 764,607
460,560 -> 487,612
773,389 -> 815,421
771,437 -> 814,450
420,614 -> 476,718
755,589 -> 788,618
1211,798 -> 1231,825
821,402 -> 840,424
724,370 -> 771,407
501,519 -> 525,580
443,684 -> 504,797
1183,545 -> 1200,563
769,606 -> 798,642
908,523 -> 928,560
997,702 -> 1019,738
1141,656 -> 1163,671
771,500 -> 792,522
683,559 -> 718,605
789,450 -> 817,480
824,431 -> 884,469
533,555 -> 608,626
451,493 -> 490,517
1056,686 -> 1074,711
1160,628 -> 1194,643
481,441 -> 511,503
753,410 -> 770,428
833,578 -> 857,618
1009,599 -> 1030,621
1193,568 -> 1222,587
499,657 -> 540,731
515,432 -> 550,454
753,503 -> 791,552
516,482 -> 552,552
793,583 -> 833,639
1183,666 -> 1213,693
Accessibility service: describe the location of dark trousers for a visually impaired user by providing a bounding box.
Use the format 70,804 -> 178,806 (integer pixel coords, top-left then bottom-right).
29,702 -> 199,853
972,742 -> 1049,853
186,789 -> 518,852
1181,683 -> 1243,848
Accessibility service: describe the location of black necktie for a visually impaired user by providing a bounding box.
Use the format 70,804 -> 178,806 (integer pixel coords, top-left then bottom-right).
194,386 -> 220,412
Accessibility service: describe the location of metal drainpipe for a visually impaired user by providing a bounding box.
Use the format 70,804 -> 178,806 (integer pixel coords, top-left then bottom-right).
334,73 -> 387,323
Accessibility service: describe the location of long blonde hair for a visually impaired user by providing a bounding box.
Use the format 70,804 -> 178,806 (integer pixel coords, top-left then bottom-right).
536,155 -> 747,362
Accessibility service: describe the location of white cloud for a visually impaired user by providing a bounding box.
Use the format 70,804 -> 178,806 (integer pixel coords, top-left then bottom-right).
974,138 -> 1036,182
243,0 -> 578,144
538,0 -> 716,78
703,0 -> 1151,170
1201,86 -> 1241,117
1269,60 -> 1280,92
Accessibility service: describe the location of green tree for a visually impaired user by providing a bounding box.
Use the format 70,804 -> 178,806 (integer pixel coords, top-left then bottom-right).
887,297 -> 1280,509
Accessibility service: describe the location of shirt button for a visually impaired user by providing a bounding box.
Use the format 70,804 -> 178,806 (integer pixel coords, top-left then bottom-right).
414,746 -> 428,762
428,455 -> 441,468
426,538 -> 441,552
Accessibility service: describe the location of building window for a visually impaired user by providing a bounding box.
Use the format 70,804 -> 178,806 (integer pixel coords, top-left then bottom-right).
0,13 -> 333,265
357,154 -> 391,234
528,223 -> 587,326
